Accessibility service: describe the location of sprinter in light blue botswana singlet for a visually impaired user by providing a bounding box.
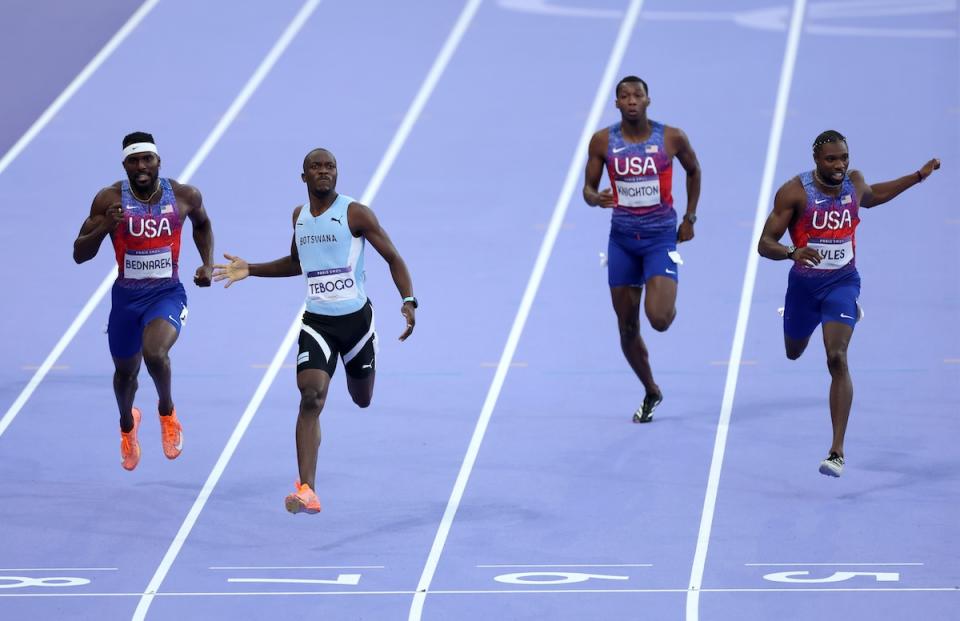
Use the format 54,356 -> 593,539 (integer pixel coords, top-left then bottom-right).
583,76 -> 702,424
212,148 -> 418,515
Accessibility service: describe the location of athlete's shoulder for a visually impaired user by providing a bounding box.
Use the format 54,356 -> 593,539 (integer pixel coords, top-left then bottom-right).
168,179 -> 201,203
662,123 -> 684,138
588,127 -> 610,154
346,200 -> 378,236
93,183 -> 122,207
663,124 -> 691,146
776,175 -> 807,204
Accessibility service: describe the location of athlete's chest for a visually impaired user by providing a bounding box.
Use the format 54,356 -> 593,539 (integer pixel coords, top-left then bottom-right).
121,200 -> 181,240
297,212 -> 350,249
607,135 -> 672,177
802,191 -> 858,232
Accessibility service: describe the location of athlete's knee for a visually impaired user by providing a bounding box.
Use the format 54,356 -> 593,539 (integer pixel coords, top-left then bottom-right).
785,349 -> 803,361
299,387 -> 326,417
618,318 -> 640,341
141,347 -> 170,371
825,348 -> 848,374
113,367 -> 138,384
647,310 -> 674,332
351,392 -> 372,408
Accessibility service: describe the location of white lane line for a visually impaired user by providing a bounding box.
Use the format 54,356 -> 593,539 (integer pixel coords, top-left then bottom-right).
745,563 -> 925,567
0,0 -> 325,443
476,564 -> 652,568
0,0 -> 160,178
685,1 -> 807,620
228,577 -> 361,585
406,1 -> 644,619
209,566 -> 384,570
1,586 -> 958,598
130,1 -> 480,619
0,568 -> 118,572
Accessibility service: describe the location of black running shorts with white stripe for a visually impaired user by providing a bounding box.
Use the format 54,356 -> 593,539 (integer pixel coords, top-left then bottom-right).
297,300 -> 377,378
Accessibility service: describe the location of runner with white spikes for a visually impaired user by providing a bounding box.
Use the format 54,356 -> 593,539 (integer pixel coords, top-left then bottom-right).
758,129 -> 940,477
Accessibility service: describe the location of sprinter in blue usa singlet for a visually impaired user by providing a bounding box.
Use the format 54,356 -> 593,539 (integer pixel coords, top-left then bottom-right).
213,148 -> 418,515
73,131 -> 215,471
758,129 -> 941,477
583,76 -> 702,424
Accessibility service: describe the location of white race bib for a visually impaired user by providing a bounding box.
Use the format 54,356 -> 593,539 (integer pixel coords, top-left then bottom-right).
124,247 -> 173,279
306,267 -> 358,303
807,239 -> 853,270
616,178 -> 661,208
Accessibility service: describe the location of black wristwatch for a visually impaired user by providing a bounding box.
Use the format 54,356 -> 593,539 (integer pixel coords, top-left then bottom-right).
402,296 -> 418,309
785,245 -> 797,259
683,212 -> 697,224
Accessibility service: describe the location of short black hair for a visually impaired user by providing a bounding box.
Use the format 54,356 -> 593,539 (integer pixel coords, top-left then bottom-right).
616,76 -> 648,97
303,147 -> 334,167
123,131 -> 155,148
812,130 -> 846,155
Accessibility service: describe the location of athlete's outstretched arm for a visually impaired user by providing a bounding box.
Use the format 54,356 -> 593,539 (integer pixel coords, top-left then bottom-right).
672,127 -> 701,242
348,202 -> 416,341
175,182 -> 215,287
758,180 -> 821,266
73,186 -> 122,263
852,158 -> 940,208
212,207 -> 302,287
583,130 -> 616,207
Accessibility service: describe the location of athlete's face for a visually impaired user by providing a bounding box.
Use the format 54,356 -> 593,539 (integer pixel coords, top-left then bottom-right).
122,152 -> 161,193
615,82 -> 649,121
302,150 -> 338,195
814,141 -> 849,184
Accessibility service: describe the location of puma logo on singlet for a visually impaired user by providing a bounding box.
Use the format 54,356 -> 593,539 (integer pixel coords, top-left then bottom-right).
331,216 -> 342,225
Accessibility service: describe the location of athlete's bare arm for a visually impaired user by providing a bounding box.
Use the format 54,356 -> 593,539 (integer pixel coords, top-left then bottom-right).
212,206 -> 303,287
758,178 -> 821,266
850,158 -> 940,208
583,129 -> 616,207
347,202 -> 416,341
170,180 -> 214,287
667,126 -> 701,242
73,184 -> 123,263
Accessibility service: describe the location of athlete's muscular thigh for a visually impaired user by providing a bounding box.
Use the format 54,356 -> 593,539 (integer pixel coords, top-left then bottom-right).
142,317 -> 180,358
643,275 -> 677,330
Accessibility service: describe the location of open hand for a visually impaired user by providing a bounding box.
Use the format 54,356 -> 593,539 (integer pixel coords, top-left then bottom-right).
212,253 -> 250,288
